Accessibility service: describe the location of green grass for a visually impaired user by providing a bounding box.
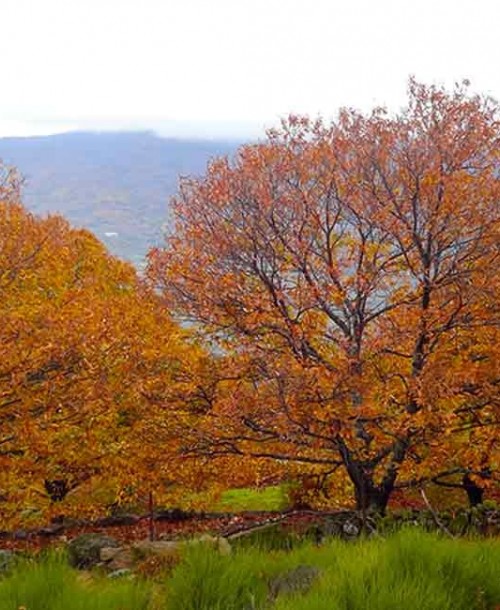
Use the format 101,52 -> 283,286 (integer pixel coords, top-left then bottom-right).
0,552 -> 154,610
214,485 -> 289,512
272,531 -> 500,610
165,545 -> 269,610
1,530 -> 499,609
165,530 -> 500,610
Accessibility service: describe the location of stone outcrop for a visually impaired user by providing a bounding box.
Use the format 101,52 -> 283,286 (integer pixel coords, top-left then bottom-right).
95,535 -> 231,572
68,533 -> 120,569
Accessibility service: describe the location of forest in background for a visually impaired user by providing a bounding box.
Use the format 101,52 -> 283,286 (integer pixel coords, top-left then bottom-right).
0,132 -> 239,267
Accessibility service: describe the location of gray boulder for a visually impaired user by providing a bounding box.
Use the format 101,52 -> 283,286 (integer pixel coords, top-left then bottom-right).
107,568 -> 133,580
132,539 -> 181,559
268,565 -> 321,600
68,533 -> 120,569
0,549 -> 16,573
100,546 -> 135,571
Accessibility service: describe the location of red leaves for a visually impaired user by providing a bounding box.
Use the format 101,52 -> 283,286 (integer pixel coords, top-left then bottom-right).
149,80 -> 500,510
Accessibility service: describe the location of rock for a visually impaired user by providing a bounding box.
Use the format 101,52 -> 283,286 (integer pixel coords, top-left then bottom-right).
39,523 -> 65,537
268,565 -> 321,600
68,533 -> 120,569
107,568 -> 133,580
310,519 -> 343,541
0,550 -> 16,573
342,520 -> 360,537
94,514 -> 140,527
154,508 -> 193,522
132,540 -> 180,559
94,534 -> 232,574
216,537 -> 232,556
132,535 -> 231,561
102,547 -> 135,571
100,547 -> 122,562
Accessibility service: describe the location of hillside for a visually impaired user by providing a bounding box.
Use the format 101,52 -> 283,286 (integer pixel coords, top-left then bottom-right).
0,131 -> 240,266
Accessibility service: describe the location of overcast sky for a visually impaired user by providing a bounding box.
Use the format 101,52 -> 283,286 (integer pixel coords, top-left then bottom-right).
2,0 -> 500,139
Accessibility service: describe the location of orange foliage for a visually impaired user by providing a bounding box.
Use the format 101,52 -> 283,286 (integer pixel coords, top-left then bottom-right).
0,168 -> 210,526
149,80 -> 500,513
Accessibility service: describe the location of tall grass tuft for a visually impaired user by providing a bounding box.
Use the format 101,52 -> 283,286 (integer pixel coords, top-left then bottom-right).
0,551 -> 153,610
165,545 -> 269,610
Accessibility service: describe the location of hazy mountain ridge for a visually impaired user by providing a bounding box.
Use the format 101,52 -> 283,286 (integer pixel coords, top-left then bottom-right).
0,131 -> 240,266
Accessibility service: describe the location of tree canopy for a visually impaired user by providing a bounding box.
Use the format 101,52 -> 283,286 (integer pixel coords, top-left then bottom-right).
149,80 -> 500,513
0,166 -> 211,525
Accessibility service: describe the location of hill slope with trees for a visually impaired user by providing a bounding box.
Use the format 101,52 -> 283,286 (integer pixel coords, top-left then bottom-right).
0,131 -> 239,266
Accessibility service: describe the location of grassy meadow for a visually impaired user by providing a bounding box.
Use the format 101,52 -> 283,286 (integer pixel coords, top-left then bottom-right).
214,485 -> 289,512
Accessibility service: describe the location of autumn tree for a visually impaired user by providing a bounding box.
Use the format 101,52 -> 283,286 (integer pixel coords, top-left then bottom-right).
149,80 -> 500,514
0,170 -> 210,525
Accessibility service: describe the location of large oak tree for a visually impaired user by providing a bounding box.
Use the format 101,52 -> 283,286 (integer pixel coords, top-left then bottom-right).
149,80 -> 500,513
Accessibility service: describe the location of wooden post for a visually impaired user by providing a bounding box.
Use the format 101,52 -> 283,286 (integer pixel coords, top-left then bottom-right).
148,490 -> 155,541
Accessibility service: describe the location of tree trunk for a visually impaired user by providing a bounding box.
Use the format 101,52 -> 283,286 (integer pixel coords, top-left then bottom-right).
44,479 -> 70,502
462,474 -> 484,507
148,491 -> 156,541
354,481 -> 391,515
351,471 -> 394,515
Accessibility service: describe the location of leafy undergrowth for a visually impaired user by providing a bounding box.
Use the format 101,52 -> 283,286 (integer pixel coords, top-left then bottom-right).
1,530 -> 499,609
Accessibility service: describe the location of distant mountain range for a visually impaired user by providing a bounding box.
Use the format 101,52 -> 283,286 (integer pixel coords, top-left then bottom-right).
0,131 -> 241,267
